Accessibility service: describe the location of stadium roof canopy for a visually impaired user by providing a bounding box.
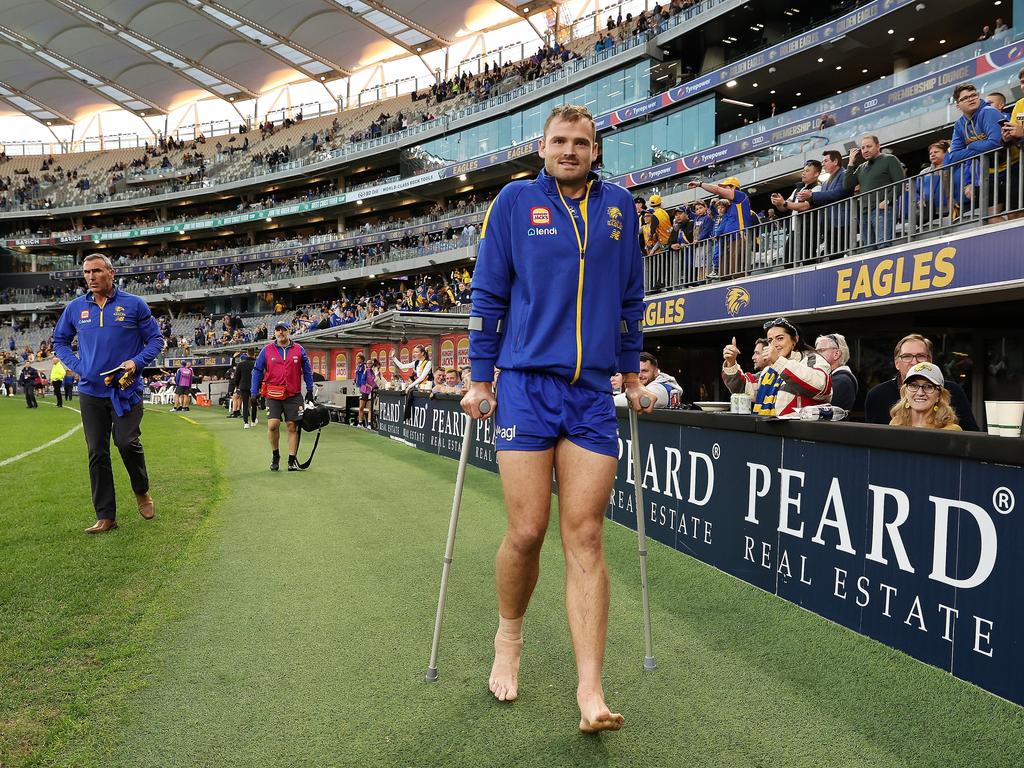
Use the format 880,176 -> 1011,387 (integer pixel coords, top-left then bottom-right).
0,0 -> 553,126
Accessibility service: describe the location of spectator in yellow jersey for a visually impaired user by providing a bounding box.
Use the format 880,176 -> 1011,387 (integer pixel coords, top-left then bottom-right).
647,193 -> 672,252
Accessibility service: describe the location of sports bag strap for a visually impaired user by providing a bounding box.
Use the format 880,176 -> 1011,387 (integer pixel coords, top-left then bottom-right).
296,427 -> 321,470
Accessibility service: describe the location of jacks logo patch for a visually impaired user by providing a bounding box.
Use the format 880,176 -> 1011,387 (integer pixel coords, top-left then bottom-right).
80,310 -> 90,319
530,206 -> 551,226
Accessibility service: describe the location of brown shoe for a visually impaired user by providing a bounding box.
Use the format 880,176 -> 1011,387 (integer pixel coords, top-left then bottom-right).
85,519 -> 118,534
136,492 -> 155,520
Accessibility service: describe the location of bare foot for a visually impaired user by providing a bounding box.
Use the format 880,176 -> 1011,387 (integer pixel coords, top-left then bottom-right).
489,632 -> 523,702
578,688 -> 624,733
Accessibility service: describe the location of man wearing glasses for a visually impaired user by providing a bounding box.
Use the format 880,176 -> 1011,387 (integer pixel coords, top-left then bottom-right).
945,83 -> 1009,216
863,333 -> 979,429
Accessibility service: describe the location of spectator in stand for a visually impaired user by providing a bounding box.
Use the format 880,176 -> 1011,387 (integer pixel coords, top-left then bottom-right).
722,318 -> 831,417
728,337 -> 771,387
770,160 -> 822,263
800,149 -> 852,258
613,351 -> 682,408
844,135 -> 904,250
640,209 -> 655,255
647,194 -> 672,253
443,368 -> 460,390
887,362 -> 961,431
813,333 -> 857,411
914,141 -> 958,222
864,333 -> 979,430
687,177 -> 752,278
689,199 -> 714,279
945,83 -> 1007,216
985,92 -> 1012,121
633,196 -> 646,249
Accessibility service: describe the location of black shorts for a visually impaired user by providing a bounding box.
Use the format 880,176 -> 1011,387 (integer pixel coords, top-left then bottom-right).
359,392 -> 371,402
174,385 -> 191,395
267,394 -> 303,422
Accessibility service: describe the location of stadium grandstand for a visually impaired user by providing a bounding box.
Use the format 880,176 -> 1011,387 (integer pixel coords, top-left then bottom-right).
2,0 -> 1023,765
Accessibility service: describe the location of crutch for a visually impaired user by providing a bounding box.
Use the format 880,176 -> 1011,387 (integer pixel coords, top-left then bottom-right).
426,398 -> 491,682
628,394 -> 657,671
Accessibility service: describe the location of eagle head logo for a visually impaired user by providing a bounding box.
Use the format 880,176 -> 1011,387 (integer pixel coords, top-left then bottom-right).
725,286 -> 751,317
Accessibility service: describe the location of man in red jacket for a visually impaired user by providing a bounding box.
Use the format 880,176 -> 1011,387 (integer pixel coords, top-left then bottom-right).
251,322 -> 315,471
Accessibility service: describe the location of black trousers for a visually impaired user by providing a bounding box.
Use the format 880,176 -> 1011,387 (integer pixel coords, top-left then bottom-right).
64,382 -> 73,400
53,382 -> 63,407
240,390 -> 258,423
24,385 -> 36,407
79,394 -> 150,521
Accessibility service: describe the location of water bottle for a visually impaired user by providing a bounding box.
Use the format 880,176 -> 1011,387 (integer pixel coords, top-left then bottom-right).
799,404 -> 849,421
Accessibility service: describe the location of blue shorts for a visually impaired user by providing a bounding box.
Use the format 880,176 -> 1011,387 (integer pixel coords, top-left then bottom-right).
494,370 -> 618,458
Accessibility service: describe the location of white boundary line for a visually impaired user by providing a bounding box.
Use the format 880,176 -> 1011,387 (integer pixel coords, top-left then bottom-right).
0,424 -> 82,467
0,400 -> 82,467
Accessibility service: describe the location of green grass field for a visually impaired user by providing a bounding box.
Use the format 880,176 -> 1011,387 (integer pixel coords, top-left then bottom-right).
1,396 -> 1022,767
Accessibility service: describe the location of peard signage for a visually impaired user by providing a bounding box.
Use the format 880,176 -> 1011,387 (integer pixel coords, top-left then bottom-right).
376,391 -> 1024,705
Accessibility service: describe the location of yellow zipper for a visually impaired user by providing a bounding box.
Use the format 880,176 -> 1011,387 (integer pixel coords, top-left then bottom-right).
97,297 -> 106,327
555,180 -> 591,384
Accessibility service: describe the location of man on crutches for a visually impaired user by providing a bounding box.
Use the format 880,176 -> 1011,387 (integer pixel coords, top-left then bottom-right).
461,103 -> 652,733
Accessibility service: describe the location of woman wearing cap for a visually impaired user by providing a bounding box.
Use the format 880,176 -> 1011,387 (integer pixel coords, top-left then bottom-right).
888,362 -> 961,430
722,318 -> 831,417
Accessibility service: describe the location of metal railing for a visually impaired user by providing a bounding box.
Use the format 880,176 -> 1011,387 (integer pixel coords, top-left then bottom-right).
644,145 -> 1024,293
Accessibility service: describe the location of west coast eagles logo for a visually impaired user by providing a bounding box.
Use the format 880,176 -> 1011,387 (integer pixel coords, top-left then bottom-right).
607,206 -> 623,241
113,305 -> 127,322
725,287 -> 750,317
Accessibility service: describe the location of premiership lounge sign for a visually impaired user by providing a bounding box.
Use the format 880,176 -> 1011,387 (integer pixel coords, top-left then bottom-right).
376,392 -> 1023,705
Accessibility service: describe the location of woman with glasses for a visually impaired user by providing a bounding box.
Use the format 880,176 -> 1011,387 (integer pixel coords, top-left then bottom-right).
863,333 -> 979,429
722,317 -> 831,417
888,362 -> 961,430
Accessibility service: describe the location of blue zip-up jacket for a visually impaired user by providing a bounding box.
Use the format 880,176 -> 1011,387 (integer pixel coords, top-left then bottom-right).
469,169 -> 644,392
945,102 -> 1004,166
53,287 -> 163,406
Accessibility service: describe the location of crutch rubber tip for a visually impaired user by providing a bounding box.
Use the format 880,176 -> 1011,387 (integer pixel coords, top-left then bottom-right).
479,399 -> 491,415
639,395 -> 651,408
644,657 -> 657,671
425,667 -> 438,682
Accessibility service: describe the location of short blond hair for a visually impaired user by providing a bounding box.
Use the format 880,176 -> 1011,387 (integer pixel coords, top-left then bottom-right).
543,104 -> 596,140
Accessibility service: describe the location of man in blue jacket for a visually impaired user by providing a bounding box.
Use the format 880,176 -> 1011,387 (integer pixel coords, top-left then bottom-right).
53,254 -> 165,534
800,149 -> 852,259
463,104 -> 651,733
945,82 -> 1008,216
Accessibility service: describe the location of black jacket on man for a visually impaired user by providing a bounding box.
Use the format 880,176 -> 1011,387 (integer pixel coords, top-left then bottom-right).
864,376 -> 979,431
232,356 -> 255,393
